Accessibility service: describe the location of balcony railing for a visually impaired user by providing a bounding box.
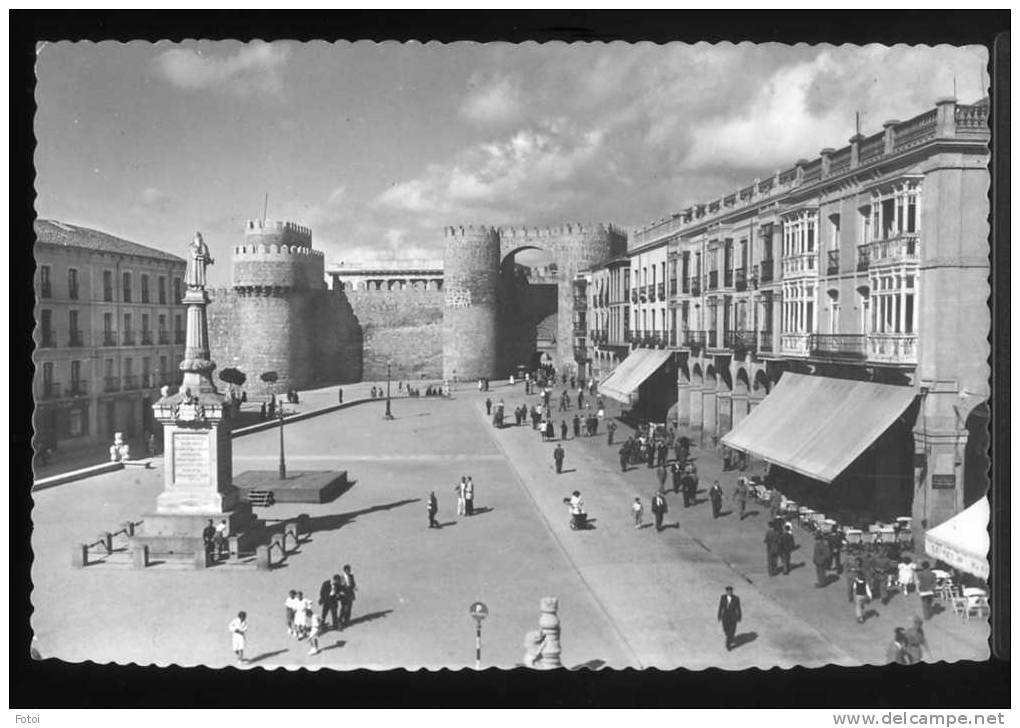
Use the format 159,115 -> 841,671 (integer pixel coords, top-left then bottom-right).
122,330 -> 136,345
683,330 -> 707,349
782,253 -> 817,278
103,332 -> 117,347
759,259 -> 774,284
103,288 -> 113,302
856,245 -> 870,272
623,330 -> 633,343
158,331 -> 169,344
40,282 -> 52,298
40,331 -> 55,348
104,376 -> 121,392
40,382 -> 61,400
141,330 -> 154,345
809,333 -> 867,360
174,331 -> 185,344
867,333 -> 918,364
657,282 -> 665,299
68,330 -> 84,347
668,330 -> 677,346
780,333 -> 811,356
759,330 -> 774,352
827,249 -> 840,275
724,269 -> 733,288
669,280 -> 678,296
725,329 -> 758,353
630,291 -> 639,304
866,233 -> 920,268
123,374 -> 140,390
734,267 -> 747,292
68,380 -> 89,396
707,271 -> 719,290
573,296 -> 587,310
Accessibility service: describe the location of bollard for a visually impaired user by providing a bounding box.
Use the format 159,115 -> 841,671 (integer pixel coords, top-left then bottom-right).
228,535 -> 240,558
194,549 -> 208,569
131,545 -> 149,569
99,531 -> 113,554
255,544 -> 271,570
537,597 -> 562,669
72,544 -> 88,568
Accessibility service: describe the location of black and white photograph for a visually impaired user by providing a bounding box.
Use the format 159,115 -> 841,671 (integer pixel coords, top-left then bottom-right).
21,23 -> 1001,695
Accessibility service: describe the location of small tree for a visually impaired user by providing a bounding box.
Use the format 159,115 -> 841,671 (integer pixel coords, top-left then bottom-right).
219,367 -> 247,393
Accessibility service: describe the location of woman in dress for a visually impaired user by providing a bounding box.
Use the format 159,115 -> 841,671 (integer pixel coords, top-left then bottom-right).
228,611 -> 248,664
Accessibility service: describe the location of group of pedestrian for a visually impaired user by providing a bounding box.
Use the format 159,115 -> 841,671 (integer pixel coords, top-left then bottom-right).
763,520 -> 797,576
202,518 -> 230,563
886,617 -> 931,664
284,388 -> 300,404
453,476 -> 477,515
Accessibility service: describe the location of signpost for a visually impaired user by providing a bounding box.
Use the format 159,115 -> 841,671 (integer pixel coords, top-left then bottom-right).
469,601 -> 488,670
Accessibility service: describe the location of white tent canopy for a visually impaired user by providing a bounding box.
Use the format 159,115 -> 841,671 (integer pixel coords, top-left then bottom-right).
924,497 -> 990,579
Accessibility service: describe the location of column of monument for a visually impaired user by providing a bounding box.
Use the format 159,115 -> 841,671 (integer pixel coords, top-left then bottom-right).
131,232 -> 253,567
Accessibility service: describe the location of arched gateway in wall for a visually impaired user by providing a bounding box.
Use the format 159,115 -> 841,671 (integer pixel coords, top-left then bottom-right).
442,223 -> 627,381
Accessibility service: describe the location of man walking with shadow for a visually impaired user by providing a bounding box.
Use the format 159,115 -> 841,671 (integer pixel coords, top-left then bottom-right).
427,491 -> 439,528
651,490 -> 668,532
554,444 -> 566,474
339,564 -> 357,629
717,586 -> 742,651
709,481 -> 724,518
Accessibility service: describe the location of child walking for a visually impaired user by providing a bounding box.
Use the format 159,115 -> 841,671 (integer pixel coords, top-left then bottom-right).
307,609 -> 322,655
228,611 -> 248,665
632,497 -> 644,529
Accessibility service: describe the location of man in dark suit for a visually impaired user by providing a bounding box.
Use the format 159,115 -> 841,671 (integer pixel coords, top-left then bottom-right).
651,491 -> 668,532
553,444 -> 565,474
319,577 -> 335,630
717,586 -> 743,651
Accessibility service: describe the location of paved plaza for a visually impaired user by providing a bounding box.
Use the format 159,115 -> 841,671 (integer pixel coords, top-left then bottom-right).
30,382 -> 989,670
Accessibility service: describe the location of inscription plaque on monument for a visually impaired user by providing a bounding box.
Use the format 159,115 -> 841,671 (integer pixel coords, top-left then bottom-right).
173,431 -> 211,486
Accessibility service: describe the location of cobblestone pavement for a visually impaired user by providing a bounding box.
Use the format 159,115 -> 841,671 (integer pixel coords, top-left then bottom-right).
29,379 -> 988,670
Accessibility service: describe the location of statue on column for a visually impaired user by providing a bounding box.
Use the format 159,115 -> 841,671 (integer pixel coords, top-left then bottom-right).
185,232 -> 214,289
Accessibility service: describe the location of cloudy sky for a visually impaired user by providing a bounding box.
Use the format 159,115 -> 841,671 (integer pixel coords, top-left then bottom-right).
36,41 -> 986,286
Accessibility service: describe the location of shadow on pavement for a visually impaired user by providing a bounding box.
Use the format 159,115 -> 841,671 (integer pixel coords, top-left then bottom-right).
436,520 -> 458,528
732,632 -> 758,649
471,506 -> 494,515
346,609 -> 393,628
571,658 -> 607,670
306,498 -> 420,534
318,640 -> 347,653
247,648 -> 289,664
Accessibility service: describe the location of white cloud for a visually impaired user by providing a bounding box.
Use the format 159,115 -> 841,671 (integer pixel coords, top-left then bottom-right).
327,185 -> 346,205
153,41 -> 290,96
460,73 -> 523,125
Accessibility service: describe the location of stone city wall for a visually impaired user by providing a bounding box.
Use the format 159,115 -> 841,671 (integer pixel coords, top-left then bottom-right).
343,289 -> 445,380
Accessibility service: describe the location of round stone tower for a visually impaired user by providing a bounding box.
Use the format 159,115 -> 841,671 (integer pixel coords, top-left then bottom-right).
232,219 -> 324,394
443,225 -> 501,381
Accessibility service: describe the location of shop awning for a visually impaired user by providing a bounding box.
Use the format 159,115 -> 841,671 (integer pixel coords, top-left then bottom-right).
720,372 -> 916,483
598,349 -> 672,404
924,498 -> 990,579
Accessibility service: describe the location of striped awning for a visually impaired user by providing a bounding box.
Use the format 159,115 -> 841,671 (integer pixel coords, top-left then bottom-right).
924,498 -> 990,579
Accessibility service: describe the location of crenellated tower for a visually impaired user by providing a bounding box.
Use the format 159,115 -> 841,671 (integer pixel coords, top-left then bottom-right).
231,220 -> 326,392
442,225 -> 502,381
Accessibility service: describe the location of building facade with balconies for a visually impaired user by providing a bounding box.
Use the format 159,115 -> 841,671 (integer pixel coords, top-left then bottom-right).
638,97 -> 988,532
33,220 -> 187,454
581,255 -> 631,381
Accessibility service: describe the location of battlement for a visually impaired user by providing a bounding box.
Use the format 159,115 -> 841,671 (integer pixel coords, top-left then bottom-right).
443,225 -> 499,238
497,223 -> 623,240
233,244 -> 325,258
244,219 -> 313,248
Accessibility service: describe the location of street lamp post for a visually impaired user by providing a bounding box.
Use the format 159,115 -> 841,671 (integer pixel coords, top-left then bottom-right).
278,399 -> 287,480
469,601 -> 488,670
385,362 -> 394,420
